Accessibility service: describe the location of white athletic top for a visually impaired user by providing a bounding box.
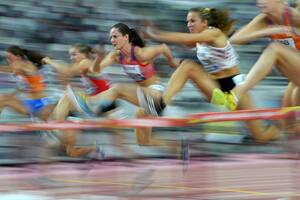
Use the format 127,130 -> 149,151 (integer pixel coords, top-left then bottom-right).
196,41 -> 239,73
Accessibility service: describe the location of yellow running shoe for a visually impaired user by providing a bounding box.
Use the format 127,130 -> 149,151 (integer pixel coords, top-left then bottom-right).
225,91 -> 238,111
210,88 -> 226,105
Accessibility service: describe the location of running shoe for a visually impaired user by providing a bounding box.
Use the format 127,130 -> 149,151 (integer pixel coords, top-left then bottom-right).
211,88 -> 238,111
210,88 -> 226,105
225,90 -> 238,111
67,85 -> 94,117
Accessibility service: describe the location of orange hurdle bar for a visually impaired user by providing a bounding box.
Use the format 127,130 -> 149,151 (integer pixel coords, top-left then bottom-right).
0,106 -> 298,132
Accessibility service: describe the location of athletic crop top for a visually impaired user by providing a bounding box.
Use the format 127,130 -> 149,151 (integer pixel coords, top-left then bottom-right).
269,7 -> 300,50
196,41 -> 239,73
16,73 -> 45,93
119,46 -> 156,82
81,73 -> 110,96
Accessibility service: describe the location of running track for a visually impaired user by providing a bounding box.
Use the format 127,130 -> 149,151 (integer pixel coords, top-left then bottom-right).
0,154 -> 299,199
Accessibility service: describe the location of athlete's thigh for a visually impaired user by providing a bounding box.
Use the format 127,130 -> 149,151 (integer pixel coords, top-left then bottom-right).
275,44 -> 300,85
3,96 -> 28,115
39,104 -> 56,121
112,83 -> 141,106
140,86 -> 162,103
113,83 -> 162,106
291,86 -> 300,106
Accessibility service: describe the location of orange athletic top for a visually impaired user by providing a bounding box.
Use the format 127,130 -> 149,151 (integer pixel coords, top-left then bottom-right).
16,74 -> 45,93
269,7 -> 300,50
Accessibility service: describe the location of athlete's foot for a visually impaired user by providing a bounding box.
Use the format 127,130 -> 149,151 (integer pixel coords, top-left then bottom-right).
211,88 -> 238,111
67,85 -> 95,117
225,90 -> 239,111
211,88 -> 226,105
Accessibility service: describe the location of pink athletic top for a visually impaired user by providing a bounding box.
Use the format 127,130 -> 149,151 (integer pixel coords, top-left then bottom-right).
119,46 -> 156,82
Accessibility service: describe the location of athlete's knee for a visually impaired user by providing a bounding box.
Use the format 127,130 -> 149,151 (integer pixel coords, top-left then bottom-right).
266,42 -> 282,54
179,59 -> 194,68
177,59 -> 199,74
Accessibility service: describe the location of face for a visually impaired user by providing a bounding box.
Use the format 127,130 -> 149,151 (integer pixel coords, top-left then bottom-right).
5,52 -> 19,64
257,0 -> 282,15
186,11 -> 208,33
110,27 -> 129,50
69,48 -> 86,63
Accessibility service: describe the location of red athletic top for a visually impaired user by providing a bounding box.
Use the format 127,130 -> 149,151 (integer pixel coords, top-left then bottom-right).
81,73 -> 110,96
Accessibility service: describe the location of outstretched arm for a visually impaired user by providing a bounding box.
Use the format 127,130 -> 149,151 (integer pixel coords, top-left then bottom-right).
146,27 -> 222,47
0,65 -> 12,73
135,44 -> 179,68
233,25 -> 290,44
230,14 -> 268,44
43,57 -> 92,76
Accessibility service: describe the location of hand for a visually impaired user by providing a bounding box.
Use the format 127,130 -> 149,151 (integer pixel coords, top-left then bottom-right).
168,58 -> 181,68
143,21 -> 159,39
42,57 -> 52,64
93,43 -> 105,58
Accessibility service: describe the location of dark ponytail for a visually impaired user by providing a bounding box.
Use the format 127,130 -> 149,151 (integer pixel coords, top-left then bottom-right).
6,46 -> 45,69
112,23 -> 145,47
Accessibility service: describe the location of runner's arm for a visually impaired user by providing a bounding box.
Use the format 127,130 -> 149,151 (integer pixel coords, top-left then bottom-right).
136,44 -> 179,68
91,52 -> 115,73
230,14 -> 268,44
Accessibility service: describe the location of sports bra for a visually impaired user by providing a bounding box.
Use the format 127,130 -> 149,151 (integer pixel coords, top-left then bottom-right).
119,46 -> 156,82
15,73 -> 45,93
81,73 -> 110,96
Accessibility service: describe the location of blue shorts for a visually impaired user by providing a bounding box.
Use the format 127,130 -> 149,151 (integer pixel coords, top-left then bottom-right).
22,98 -> 53,114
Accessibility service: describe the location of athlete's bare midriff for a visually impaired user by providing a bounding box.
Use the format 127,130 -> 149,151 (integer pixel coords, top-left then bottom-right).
26,91 -> 47,99
210,65 -> 239,80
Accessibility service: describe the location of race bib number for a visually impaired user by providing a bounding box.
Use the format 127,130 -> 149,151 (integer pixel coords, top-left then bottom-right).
123,65 -> 145,81
274,38 -> 296,48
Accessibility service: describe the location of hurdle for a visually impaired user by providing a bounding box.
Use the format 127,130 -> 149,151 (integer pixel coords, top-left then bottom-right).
0,106 -> 299,163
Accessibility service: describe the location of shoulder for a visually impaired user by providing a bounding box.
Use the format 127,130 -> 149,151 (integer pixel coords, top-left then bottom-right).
201,27 -> 223,36
132,46 -> 144,59
253,13 -> 268,25
108,51 -> 118,58
133,46 -> 142,54
203,28 -> 227,45
79,59 -> 93,66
